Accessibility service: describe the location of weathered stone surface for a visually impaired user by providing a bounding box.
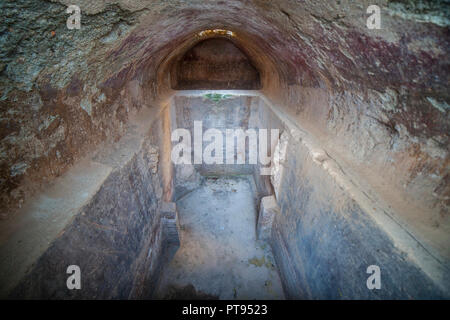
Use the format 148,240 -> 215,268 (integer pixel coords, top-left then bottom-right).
173,38 -> 261,90
0,0 -> 147,217
257,195 -> 279,241
0,159 -> 112,297
0,0 -> 448,300
160,201 -> 180,256
154,176 -> 285,300
270,131 -> 289,201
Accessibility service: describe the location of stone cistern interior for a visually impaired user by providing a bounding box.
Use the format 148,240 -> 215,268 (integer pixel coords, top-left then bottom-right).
0,0 -> 449,299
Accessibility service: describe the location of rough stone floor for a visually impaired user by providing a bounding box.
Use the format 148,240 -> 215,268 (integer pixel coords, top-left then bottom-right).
154,176 -> 285,299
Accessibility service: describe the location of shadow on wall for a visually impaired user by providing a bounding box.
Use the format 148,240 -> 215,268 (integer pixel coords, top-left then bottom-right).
171,38 -> 262,90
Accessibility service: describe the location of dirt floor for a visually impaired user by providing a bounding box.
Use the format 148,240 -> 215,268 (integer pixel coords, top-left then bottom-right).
154,176 -> 285,299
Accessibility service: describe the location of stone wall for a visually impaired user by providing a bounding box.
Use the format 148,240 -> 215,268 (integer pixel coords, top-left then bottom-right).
1,0 -> 448,299
0,0 -> 148,217
170,93 -> 284,202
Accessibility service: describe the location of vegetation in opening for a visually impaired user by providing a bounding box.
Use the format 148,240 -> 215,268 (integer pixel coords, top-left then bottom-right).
203,93 -> 232,103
